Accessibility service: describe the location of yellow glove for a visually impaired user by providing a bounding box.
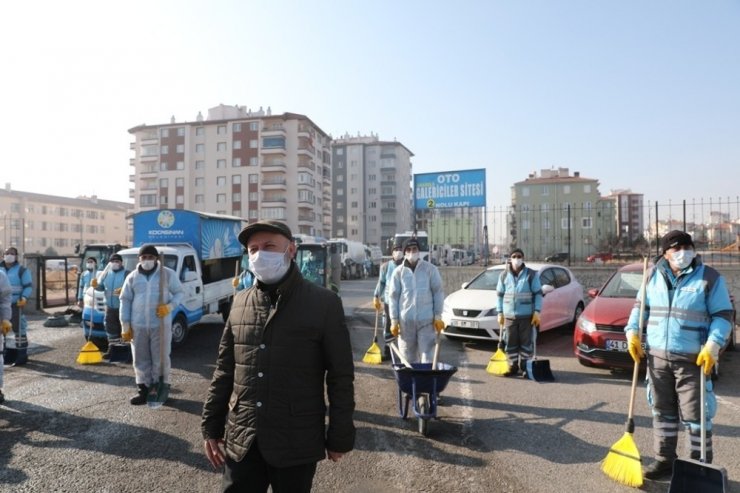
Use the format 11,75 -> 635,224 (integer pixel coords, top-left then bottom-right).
696,341 -> 721,376
232,277 -> 240,288
627,333 -> 645,363
113,288 -> 121,296
433,319 -> 445,333
531,311 -> 541,328
497,313 -> 505,327
156,303 -> 171,318
390,322 -> 400,337
121,325 -> 133,342
1,319 -> 11,335
17,298 -> 27,308
373,297 -> 381,311
91,278 -> 98,288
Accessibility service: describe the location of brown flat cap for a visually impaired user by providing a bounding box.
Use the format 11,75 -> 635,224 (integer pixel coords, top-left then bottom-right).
238,220 -> 293,246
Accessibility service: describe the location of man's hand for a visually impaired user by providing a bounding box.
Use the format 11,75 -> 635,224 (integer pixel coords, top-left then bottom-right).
156,304 -> 171,318
433,319 -> 445,333
232,277 -> 240,288
326,450 -> 346,462
204,438 -> 226,470
1,319 -> 11,335
390,322 -> 400,337
497,313 -> 505,327
121,325 -> 133,342
113,288 -> 121,296
696,341 -> 721,375
531,311 -> 541,328
627,333 -> 645,363
373,297 -> 381,311
17,298 -> 27,308
91,278 -> 98,288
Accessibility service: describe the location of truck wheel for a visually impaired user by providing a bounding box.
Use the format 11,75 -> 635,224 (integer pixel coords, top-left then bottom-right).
171,314 -> 189,347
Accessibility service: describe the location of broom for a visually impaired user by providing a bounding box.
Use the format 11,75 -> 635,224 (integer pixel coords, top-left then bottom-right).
601,256 -> 649,487
77,271 -> 103,365
486,322 -> 509,375
362,308 -> 383,364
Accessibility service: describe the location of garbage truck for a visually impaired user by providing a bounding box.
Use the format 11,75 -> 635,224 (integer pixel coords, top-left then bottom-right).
82,209 -> 245,346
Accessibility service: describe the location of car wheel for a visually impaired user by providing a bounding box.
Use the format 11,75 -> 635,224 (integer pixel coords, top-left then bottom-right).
171,314 -> 189,347
570,303 -> 585,331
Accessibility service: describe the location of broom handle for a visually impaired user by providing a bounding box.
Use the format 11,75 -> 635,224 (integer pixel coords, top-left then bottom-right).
159,260 -> 166,382
373,307 -> 379,340
700,364 -> 706,463
627,256 -> 649,423
432,331 -> 441,369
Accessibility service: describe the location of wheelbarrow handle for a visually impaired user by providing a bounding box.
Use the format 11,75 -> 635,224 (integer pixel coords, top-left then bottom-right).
389,342 -> 412,368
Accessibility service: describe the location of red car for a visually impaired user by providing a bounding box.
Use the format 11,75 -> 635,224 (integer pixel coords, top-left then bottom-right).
585,252 -> 613,263
574,262 -> 737,371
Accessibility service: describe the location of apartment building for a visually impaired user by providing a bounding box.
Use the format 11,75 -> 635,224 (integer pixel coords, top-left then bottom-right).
510,168 -> 615,260
604,189 -> 645,246
331,133 -> 413,248
128,104 -> 332,237
0,184 -> 131,256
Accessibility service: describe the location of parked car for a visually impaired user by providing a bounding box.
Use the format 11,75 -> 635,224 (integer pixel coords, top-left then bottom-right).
586,252 -> 613,263
573,262 -> 737,371
544,252 -> 569,263
441,262 -> 585,342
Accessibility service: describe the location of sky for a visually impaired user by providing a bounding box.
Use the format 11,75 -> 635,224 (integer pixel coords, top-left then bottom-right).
3,0 -> 739,213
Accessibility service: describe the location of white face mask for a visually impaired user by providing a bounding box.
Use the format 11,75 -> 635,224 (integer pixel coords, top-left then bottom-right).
510,258 -> 523,269
669,249 -> 695,270
405,252 -> 420,263
110,262 -> 122,271
140,260 -> 156,271
250,247 -> 290,284
86,262 -> 96,271
392,250 -> 403,261
4,254 -> 16,264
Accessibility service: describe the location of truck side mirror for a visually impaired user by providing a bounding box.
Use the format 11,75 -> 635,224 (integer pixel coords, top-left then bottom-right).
182,270 -> 199,282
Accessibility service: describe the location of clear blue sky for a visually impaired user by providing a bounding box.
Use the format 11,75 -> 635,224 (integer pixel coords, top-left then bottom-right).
3,0 -> 739,210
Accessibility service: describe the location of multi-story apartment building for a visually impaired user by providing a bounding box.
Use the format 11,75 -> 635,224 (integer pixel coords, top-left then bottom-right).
128,105 -> 333,237
510,168 -> 614,260
0,184 -> 131,256
330,134 -> 413,248
604,189 -> 645,246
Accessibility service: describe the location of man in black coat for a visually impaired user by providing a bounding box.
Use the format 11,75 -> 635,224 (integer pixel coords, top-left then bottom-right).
202,220 -> 355,493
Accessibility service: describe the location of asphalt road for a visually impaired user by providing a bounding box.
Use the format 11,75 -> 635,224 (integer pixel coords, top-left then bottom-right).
2,278 -> 739,492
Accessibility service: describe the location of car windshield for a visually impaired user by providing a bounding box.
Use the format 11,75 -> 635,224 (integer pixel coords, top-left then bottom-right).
600,271 -> 643,298
466,267 -> 541,290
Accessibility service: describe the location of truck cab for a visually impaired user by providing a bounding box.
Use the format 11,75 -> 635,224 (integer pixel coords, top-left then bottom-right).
296,240 -> 341,293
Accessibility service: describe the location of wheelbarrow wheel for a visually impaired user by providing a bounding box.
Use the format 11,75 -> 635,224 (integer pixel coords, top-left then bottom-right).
417,394 -> 429,436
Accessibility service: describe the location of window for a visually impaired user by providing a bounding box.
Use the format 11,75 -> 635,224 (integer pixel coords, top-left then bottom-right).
217,194 -> 226,203
563,185 -> 571,194
350,201 -> 358,208
195,194 -> 204,204
337,174 -> 344,182
195,178 -> 205,187
249,192 -> 258,201
262,137 -> 284,148
582,217 -> 593,229
142,144 -> 158,156
176,195 -> 184,204
195,160 -> 205,170
217,159 -> 226,168
196,144 -> 204,153
250,139 -> 259,148
233,192 -> 241,201
177,127 -> 185,137
248,174 -> 258,184
159,178 -> 168,187
249,122 -> 259,131
217,142 -> 227,152
160,128 -> 169,138
249,210 -> 258,219
159,162 -> 167,171
233,123 -> 242,132
249,157 -> 258,166
336,148 -> 344,155
176,177 -> 184,187
233,140 -> 242,149
262,208 -> 286,220
561,218 -> 573,229
336,202 -> 344,209
196,127 -> 205,136
176,144 -> 184,153
522,187 -> 530,197
217,176 -> 226,187
232,175 -> 242,184
522,219 -> 529,230
232,157 -> 241,167
543,218 -> 551,229
217,125 -> 227,135
584,184 -> 592,193
160,195 -> 168,205
542,185 -> 549,196
160,145 -> 169,155
336,161 -> 344,168
176,161 -> 184,170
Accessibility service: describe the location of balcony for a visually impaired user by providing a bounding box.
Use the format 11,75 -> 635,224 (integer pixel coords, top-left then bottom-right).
262,125 -> 286,137
129,174 -> 136,182
297,125 -> 311,138
261,146 -> 286,156
262,160 -> 287,171
261,196 -> 287,205
262,177 -> 287,190
297,146 -> 314,158
297,160 -> 316,172
129,189 -> 135,198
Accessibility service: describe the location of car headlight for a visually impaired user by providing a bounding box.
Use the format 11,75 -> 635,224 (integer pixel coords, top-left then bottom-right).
480,308 -> 497,317
578,316 -> 596,334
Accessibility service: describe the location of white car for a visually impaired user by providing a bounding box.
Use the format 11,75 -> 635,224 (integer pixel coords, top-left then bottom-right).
441,262 -> 585,342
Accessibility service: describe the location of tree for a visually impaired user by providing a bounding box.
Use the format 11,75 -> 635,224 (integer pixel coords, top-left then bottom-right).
43,247 -> 58,256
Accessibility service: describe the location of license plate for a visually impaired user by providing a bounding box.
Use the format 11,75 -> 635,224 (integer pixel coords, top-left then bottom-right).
452,319 -> 479,329
606,339 -> 646,352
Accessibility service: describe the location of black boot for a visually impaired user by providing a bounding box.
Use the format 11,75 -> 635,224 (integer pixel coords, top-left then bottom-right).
12,348 -> 28,366
643,459 -> 674,480
130,384 -> 148,405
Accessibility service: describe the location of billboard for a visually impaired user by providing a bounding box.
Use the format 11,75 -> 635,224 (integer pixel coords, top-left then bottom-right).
414,168 -> 486,209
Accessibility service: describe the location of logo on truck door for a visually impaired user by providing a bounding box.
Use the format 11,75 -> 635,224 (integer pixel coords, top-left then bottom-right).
157,210 -> 175,229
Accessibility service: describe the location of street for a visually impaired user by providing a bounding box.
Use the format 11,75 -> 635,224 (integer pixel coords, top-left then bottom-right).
1,278 -> 739,492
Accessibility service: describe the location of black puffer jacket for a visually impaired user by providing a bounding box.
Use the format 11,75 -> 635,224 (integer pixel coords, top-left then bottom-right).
201,264 -> 355,467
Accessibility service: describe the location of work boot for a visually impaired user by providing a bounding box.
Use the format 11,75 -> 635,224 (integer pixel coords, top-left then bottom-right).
502,364 -> 519,377
0,390 -> 5,404
643,459 -> 674,480
130,384 -> 148,405
101,349 -> 112,360
12,348 -> 28,366
383,346 -> 391,361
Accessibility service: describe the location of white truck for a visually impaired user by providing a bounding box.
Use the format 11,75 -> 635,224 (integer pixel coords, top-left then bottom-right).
84,209 -> 245,346
329,238 -> 367,280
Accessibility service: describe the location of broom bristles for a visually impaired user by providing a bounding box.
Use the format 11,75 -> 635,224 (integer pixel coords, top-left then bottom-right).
363,341 -> 383,365
601,432 -> 643,487
77,341 -> 103,365
486,348 -> 510,375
